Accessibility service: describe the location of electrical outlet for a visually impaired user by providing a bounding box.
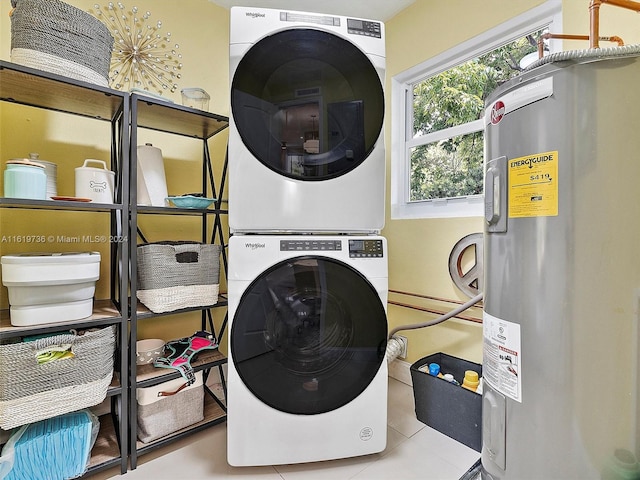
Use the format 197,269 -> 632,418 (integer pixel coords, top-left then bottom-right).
393,335 -> 408,359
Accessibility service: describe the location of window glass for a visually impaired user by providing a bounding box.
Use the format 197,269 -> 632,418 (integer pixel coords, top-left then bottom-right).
410,131 -> 483,201
408,30 -> 544,203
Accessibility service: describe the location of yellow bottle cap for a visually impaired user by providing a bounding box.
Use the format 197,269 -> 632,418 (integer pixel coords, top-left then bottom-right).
462,370 -> 480,391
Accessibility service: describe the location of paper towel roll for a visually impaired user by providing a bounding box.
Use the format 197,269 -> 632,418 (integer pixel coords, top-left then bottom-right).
137,144 -> 168,206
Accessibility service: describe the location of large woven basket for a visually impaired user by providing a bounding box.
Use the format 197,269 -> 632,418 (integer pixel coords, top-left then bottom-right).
0,326 -> 116,430
137,242 -> 221,314
10,0 -> 114,86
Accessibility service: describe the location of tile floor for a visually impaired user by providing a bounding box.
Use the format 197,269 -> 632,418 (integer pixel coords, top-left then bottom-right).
95,377 -> 480,480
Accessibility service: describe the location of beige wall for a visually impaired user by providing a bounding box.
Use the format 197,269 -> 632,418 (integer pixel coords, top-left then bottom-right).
2,0 -> 640,361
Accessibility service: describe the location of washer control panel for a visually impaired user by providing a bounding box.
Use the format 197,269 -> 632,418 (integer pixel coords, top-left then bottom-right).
348,239 -> 384,258
347,19 -> 382,38
280,240 -> 342,251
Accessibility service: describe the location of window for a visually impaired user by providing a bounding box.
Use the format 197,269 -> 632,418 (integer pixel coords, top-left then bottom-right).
391,1 -> 562,219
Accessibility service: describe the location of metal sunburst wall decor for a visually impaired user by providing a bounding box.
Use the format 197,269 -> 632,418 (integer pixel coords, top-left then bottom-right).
91,2 -> 182,94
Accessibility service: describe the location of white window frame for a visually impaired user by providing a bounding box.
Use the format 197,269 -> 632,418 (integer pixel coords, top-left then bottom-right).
391,0 -> 562,219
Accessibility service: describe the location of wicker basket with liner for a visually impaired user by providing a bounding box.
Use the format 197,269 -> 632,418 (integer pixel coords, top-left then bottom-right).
0,326 -> 116,430
136,371 -> 205,443
9,0 -> 114,86
136,242 -> 221,313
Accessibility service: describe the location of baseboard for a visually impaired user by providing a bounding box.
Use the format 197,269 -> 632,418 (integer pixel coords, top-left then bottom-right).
388,358 -> 413,386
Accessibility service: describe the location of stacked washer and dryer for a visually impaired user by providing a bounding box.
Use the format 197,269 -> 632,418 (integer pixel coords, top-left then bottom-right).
227,7 -> 388,467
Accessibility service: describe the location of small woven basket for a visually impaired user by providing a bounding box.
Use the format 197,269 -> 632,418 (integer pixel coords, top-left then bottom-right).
137,242 -> 221,313
0,326 -> 116,430
10,0 -> 114,86
136,371 -> 204,443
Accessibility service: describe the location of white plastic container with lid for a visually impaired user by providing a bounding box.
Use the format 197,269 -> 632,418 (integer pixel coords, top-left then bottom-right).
1,252 -> 101,326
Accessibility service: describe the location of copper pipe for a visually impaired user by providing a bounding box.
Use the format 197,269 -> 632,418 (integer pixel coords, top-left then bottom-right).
591,0 -> 602,47
387,300 -> 482,324
590,0 -> 640,48
389,289 -> 484,307
389,289 -> 478,306
607,35 -> 626,45
388,289 -> 483,324
538,32 -> 624,58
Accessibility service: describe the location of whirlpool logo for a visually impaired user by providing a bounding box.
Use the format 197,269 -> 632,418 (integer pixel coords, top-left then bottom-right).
245,242 -> 266,250
245,12 -> 266,18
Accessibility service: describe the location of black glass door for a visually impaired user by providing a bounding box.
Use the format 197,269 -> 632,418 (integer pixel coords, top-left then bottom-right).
231,29 -> 384,180
231,256 -> 387,415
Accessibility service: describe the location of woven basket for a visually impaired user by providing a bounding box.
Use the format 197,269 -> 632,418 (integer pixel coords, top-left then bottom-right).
10,0 -> 113,86
136,371 -> 204,443
0,326 -> 116,430
137,242 -> 221,314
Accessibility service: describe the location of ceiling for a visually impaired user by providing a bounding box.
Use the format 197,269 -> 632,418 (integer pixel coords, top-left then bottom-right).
208,0 -> 416,21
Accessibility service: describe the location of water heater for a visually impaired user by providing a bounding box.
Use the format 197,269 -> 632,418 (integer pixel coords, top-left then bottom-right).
483,46 -> 640,479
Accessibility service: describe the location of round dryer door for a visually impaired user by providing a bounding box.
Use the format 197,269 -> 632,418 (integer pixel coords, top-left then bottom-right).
231,29 -> 384,181
231,256 -> 387,415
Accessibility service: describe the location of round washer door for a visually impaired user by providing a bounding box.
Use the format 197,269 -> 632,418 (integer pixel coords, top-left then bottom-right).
231,28 -> 384,181
231,256 -> 387,415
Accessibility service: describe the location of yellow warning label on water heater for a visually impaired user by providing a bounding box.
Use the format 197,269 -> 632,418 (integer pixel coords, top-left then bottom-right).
508,151 -> 558,218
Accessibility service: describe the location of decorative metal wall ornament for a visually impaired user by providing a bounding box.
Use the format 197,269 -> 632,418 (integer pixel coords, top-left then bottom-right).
448,233 -> 483,298
90,2 -> 182,94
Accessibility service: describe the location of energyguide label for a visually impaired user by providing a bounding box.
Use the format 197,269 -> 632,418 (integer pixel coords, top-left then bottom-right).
508,150 -> 558,218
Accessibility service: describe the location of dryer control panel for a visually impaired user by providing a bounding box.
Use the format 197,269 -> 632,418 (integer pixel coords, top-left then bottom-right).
280,240 -> 342,251
347,19 -> 382,38
349,239 -> 384,258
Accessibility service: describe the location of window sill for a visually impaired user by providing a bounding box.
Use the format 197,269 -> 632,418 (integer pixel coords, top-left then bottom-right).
391,196 -> 484,220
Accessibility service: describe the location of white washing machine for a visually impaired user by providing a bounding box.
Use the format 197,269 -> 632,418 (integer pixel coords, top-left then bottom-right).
227,235 -> 388,466
229,7 -> 386,234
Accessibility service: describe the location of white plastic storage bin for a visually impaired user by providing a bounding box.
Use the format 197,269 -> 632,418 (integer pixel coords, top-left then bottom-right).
1,252 -> 100,326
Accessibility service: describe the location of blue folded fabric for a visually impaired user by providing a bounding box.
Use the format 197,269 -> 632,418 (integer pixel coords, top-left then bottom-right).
4,410 -> 94,480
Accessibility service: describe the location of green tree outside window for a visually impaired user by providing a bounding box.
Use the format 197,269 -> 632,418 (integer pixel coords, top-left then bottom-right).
410,33 -> 543,201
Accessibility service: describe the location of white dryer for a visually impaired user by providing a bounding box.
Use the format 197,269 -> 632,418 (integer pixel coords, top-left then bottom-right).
229,7 -> 386,234
227,235 -> 388,466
